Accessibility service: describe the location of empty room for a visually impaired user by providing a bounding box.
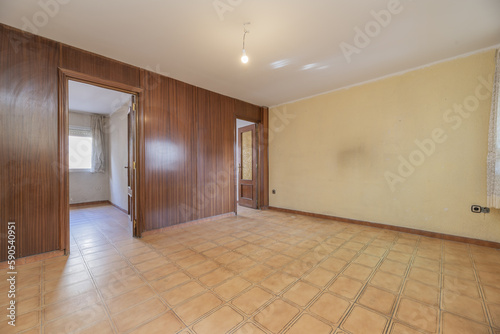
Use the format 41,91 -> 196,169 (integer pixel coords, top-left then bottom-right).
1,1 -> 500,333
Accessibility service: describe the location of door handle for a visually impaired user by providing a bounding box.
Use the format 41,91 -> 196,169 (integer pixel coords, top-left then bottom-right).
124,166 -> 129,169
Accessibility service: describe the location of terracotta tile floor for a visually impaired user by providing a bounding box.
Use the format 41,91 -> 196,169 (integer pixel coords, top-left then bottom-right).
2,204 -> 500,333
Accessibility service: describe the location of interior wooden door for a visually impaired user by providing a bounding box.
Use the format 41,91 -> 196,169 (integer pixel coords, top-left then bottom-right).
238,124 -> 258,208
127,95 -> 139,236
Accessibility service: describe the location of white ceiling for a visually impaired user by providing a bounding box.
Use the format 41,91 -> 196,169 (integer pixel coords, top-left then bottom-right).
68,80 -> 131,115
1,0 -> 500,107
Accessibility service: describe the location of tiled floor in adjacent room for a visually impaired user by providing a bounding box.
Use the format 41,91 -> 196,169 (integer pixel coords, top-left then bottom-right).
2,204 -> 500,333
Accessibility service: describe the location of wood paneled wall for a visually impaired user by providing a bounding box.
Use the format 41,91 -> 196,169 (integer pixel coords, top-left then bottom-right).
0,23 -> 265,261
1,27 -> 60,260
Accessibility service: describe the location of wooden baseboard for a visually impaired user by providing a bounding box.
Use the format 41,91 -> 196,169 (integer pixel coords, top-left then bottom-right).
0,250 -> 65,268
141,212 -> 236,237
70,200 -> 127,214
108,201 -> 128,214
269,206 -> 500,249
70,200 -> 110,208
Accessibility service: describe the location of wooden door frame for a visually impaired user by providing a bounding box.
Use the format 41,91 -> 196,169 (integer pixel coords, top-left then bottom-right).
237,124 -> 258,209
57,68 -> 143,255
234,107 -> 269,214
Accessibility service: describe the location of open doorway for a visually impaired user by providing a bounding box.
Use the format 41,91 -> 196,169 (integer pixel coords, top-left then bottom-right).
66,79 -> 137,247
236,119 -> 258,209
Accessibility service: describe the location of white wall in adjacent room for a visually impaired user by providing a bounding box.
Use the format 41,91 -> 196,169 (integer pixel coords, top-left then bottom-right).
69,112 -> 110,204
108,104 -> 129,211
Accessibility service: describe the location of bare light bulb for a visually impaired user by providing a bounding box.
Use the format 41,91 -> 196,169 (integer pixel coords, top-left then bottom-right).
241,49 -> 249,63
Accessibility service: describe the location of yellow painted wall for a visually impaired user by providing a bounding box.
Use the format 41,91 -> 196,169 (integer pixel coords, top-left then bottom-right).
269,50 -> 500,243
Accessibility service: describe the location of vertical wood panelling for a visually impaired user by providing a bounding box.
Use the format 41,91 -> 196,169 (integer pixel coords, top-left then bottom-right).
166,78 -> 197,225
1,25 -> 60,261
142,71 -> 166,230
60,45 -> 141,88
1,23 -> 266,261
142,73 -> 199,230
220,96 -> 236,214
196,89 -> 219,219
235,99 -> 262,123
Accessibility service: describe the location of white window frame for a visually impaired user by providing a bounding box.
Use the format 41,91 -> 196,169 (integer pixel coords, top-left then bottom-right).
69,126 -> 93,172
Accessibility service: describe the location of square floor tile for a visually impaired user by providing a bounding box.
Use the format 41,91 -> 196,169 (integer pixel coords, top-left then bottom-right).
395,298 -> 438,333
112,298 -> 167,333
370,270 -> 403,293
106,284 -> 156,315
442,290 -> 487,323
354,254 -> 381,268
254,300 -> 300,333
441,312 -> 490,334
310,293 -> 350,325
403,280 -> 439,306
192,306 -> 243,334
389,322 -> 424,334
487,302 -> 500,328
329,276 -> 364,300
162,281 -> 205,306
260,271 -> 296,294
343,263 -> 373,282
304,267 -> 336,287
150,271 -> 191,293
232,287 -> 273,315
285,314 -> 332,334
483,285 -> 500,304
186,261 -> 219,277
358,286 -> 396,316
379,260 -> 408,276
175,292 -> 222,324
241,264 -> 275,283
408,267 -> 440,287
320,257 -> 348,272
214,277 -> 251,300
342,306 -> 387,334
44,304 -> 105,334
130,312 -> 184,334
199,268 -> 234,287
233,323 -> 267,334
443,275 -> 480,299
283,281 -> 320,307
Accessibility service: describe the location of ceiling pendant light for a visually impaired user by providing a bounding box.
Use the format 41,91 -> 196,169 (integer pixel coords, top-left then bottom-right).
241,22 -> 250,64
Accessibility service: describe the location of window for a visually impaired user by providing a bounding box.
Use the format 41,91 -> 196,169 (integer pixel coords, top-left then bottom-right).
69,127 -> 92,170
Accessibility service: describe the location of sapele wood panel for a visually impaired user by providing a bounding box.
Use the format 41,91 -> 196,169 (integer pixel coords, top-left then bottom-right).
259,107 -> 269,208
196,88 -> 220,219
60,44 -> 141,88
220,96 -> 236,214
235,99 -> 262,123
141,72 -> 199,230
0,25 -> 60,261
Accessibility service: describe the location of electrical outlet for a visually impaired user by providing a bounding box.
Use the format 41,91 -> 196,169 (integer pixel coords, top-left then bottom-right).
272,189 -> 276,194
471,205 -> 490,214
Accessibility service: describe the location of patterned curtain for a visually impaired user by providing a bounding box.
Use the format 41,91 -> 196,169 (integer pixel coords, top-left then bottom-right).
91,114 -> 105,173
487,49 -> 500,208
